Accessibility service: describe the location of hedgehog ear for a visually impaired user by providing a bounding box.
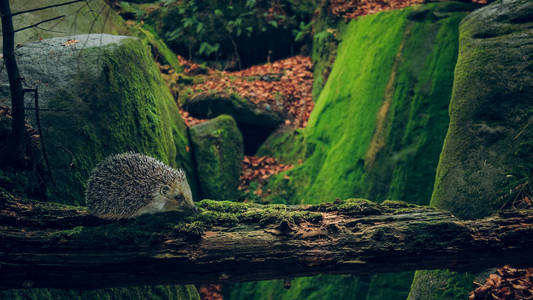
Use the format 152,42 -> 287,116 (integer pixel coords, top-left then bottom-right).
160,185 -> 171,195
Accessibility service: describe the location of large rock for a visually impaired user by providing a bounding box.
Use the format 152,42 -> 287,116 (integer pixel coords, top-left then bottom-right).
190,114 -> 244,201
409,0 -> 533,299
0,34 -> 197,206
429,0 -> 533,220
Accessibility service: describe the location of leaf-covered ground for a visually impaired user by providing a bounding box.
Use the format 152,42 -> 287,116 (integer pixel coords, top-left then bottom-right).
239,156 -> 294,200
162,55 -> 314,129
329,0 -> 487,20
471,266 -> 533,300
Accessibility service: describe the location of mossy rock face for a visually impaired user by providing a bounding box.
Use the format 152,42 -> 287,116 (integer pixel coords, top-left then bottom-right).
429,0 -> 533,220
0,34 -> 197,206
409,0 -> 533,299
190,115 -> 243,201
227,2 -> 475,300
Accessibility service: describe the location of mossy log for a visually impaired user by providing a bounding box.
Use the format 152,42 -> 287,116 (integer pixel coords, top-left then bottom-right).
1,190 -> 533,290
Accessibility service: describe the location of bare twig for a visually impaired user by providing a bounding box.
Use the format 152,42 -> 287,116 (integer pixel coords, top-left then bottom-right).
9,0 -> 86,17
14,15 -> 65,33
23,87 -> 55,185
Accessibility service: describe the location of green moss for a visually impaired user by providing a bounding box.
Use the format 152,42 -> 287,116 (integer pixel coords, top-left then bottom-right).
41,37 -> 196,206
229,3 -> 474,300
131,25 -> 184,72
184,91 -> 282,127
189,115 -> 244,201
366,272 -> 415,300
262,2 -> 470,207
310,5 -> 345,100
256,128 -> 306,164
197,199 -> 250,213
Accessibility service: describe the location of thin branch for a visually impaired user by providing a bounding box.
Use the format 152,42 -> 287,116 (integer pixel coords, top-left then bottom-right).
24,107 -> 68,112
14,15 -> 65,33
34,25 -> 67,34
9,0 -> 86,17
23,87 -> 55,185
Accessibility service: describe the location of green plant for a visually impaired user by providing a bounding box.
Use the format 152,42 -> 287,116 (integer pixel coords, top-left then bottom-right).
160,0 -> 314,67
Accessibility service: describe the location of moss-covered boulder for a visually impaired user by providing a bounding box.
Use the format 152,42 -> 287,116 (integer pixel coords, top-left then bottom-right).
190,115 -> 243,201
408,0 -> 533,299
0,34 -> 197,206
226,2 -> 476,299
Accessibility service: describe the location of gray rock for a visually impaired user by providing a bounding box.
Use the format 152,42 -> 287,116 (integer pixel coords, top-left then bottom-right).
1,34 -> 133,118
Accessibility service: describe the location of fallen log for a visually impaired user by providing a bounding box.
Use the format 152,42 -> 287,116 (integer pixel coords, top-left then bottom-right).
1,189 -> 532,289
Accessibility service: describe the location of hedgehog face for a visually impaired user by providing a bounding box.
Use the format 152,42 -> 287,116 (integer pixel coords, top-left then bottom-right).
158,180 -> 196,212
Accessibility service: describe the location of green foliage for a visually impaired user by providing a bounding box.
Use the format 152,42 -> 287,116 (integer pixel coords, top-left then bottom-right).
156,0 -> 316,67
310,4 -> 345,100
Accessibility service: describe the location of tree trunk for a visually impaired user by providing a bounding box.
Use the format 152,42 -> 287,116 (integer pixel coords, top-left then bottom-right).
0,0 -> 26,167
1,192 -> 532,290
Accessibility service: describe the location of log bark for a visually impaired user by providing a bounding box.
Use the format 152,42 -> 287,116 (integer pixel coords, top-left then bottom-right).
1,190 -> 532,290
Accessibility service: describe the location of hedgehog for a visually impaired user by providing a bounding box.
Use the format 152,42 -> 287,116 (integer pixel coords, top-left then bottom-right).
86,153 -> 197,219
